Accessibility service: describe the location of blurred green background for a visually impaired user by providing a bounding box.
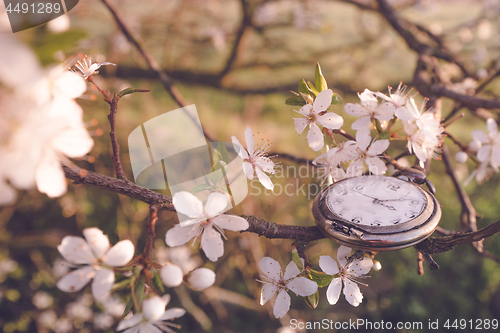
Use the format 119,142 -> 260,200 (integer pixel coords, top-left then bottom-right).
2,0 -> 500,332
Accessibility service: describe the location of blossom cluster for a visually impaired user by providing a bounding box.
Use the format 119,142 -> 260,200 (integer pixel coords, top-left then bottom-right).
0,35 -> 93,205
292,83 -> 445,184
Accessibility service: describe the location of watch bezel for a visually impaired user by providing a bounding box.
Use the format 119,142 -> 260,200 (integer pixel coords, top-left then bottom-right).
312,175 -> 442,251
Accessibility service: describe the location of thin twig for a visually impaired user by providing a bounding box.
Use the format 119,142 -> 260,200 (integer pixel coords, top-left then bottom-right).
143,205 -> 158,262
99,0 -> 215,143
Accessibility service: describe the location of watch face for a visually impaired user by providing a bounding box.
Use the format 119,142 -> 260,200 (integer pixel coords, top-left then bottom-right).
312,175 -> 442,251
325,176 -> 427,227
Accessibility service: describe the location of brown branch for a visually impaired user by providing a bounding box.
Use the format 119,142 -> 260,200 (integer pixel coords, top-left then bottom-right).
415,220 -> 500,254
376,0 -> 473,77
430,84 -> 500,109
63,166 -> 500,254
442,145 -> 482,251
99,0 -> 215,143
217,0 -> 252,78
242,215 -> 325,243
62,166 -> 174,210
106,94 -> 127,180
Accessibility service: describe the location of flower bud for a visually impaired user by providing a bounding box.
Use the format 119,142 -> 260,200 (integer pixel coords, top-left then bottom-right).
142,296 -> 167,322
469,140 -> 482,152
372,260 -> 382,271
186,268 -> 215,290
455,151 -> 468,164
160,263 -> 184,288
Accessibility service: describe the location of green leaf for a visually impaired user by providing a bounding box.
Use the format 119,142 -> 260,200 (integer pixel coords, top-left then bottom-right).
379,130 -> 391,140
315,63 -> 328,92
304,290 -> 320,309
291,248 -> 303,271
151,270 -> 165,295
190,183 -> 214,194
331,93 -> 343,105
123,296 -> 134,318
308,268 -> 333,288
216,143 -> 229,164
307,81 -> 320,97
118,88 -> 151,98
285,94 -> 306,106
133,275 -> 145,313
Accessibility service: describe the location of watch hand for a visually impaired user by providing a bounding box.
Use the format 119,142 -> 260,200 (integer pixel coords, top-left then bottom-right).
373,199 -> 397,210
377,198 -> 413,202
352,190 -> 378,200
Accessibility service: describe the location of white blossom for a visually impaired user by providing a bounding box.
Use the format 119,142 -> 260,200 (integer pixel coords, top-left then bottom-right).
344,89 -> 395,130
0,35 -> 93,205
117,295 -> 185,333
166,192 -> 249,262
56,228 -> 135,299
293,89 -> 344,151
232,127 -> 276,190
312,142 -> 355,183
319,246 -> 373,307
399,98 -> 443,163
258,257 -> 318,318
70,55 -> 116,79
345,131 -> 390,177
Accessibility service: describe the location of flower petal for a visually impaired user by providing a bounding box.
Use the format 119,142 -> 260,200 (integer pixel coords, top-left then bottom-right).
57,236 -> 95,265
343,279 -> 363,306
336,246 -> 352,267
273,290 -> 291,318
212,215 -> 249,231
487,118 -> 498,137
51,127 -> 94,158
307,123 -> 324,151
173,192 -> 204,218
365,157 -> 387,175
255,168 -> 274,190
472,130 -> 489,144
259,257 -> 281,281
158,308 -> 186,321
165,224 -> 199,247
344,103 -> 368,117
287,277 -> 318,297
260,283 -> 278,305
317,112 -> 343,130
103,240 -> 134,267
244,127 -> 255,156
116,314 -> 143,331
312,89 -> 333,112
82,228 -> 110,260
143,296 -> 167,322
325,278 -> 342,305
57,266 -> 94,293
367,139 -> 390,155
293,118 -> 309,135
319,255 -> 340,275
35,150 -> 67,198
243,161 -> 254,180
200,226 -> 224,262
231,136 -> 249,160
297,104 -> 313,117
350,257 -> 373,275
92,268 -> 115,299
204,192 -> 228,218
283,261 -> 300,280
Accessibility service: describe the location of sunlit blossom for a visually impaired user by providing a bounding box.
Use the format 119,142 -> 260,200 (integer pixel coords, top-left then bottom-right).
56,228 -> 135,299
70,55 -> 116,79
293,89 -> 344,151
166,192 -> 249,262
232,127 -> 277,190
319,246 -> 373,307
117,295 -> 185,333
258,257 -> 318,318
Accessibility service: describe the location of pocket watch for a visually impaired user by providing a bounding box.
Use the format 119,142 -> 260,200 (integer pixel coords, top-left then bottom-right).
312,169 -> 441,251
